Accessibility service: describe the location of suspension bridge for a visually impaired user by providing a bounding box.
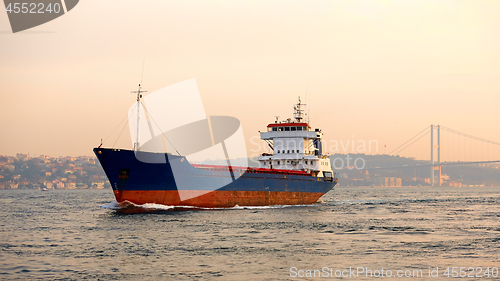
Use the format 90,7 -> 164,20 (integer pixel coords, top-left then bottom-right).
388,125 -> 500,186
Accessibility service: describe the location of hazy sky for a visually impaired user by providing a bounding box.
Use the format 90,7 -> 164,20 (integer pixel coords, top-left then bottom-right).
1,0 -> 499,161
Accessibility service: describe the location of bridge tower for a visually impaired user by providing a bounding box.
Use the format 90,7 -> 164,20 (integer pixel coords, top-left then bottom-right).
430,125 -> 442,187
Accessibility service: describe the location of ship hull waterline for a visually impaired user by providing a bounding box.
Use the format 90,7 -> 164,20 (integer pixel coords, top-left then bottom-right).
94,148 -> 336,208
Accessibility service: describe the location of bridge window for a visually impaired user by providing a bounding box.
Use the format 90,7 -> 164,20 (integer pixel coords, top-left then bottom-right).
272,127 -> 277,131
284,127 -> 290,131
287,150 -> 290,153
297,126 -> 302,131
278,127 -> 283,131
291,126 -> 296,131
303,127 -> 308,131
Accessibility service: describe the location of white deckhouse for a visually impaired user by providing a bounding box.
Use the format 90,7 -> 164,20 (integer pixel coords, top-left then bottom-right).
258,97 -> 334,180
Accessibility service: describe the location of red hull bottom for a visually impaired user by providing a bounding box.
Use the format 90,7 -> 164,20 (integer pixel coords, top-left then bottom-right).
114,190 -> 325,208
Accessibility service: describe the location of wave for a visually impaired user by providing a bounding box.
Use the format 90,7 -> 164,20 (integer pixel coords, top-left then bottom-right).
101,200 -> 180,210
100,200 -> 320,213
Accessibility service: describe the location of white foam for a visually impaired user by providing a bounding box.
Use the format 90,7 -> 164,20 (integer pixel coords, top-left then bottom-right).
100,200 -> 198,211
100,201 -> 319,211
140,203 -> 178,210
228,204 -> 316,210
100,201 -> 121,210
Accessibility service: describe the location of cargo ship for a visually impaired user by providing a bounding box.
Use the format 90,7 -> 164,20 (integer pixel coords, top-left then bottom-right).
94,80 -> 336,208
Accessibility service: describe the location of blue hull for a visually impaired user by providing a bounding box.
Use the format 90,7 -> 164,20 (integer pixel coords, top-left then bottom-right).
94,148 -> 336,207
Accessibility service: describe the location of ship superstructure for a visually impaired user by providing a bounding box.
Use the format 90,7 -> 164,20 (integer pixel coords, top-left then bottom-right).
257,97 -> 334,181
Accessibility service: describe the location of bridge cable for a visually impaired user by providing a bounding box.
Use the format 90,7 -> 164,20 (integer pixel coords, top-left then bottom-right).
393,131 -> 430,156
440,126 -> 500,146
389,126 -> 429,155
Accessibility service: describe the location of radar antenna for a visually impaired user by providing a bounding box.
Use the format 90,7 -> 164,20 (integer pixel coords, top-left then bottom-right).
305,83 -> 310,124
293,96 -> 305,123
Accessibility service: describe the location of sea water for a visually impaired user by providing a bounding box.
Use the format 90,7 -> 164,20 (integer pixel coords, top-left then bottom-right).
1,186 -> 499,280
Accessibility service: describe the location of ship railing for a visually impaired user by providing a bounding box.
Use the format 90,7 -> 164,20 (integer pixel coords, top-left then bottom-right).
192,164 -> 312,177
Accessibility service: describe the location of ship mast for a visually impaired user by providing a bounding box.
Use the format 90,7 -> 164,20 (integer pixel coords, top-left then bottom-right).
131,84 -> 147,151
293,96 -> 305,123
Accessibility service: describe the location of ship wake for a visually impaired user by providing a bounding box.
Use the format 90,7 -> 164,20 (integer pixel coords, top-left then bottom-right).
100,200 -> 320,213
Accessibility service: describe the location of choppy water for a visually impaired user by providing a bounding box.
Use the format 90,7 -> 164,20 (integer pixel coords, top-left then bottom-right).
1,186 -> 499,280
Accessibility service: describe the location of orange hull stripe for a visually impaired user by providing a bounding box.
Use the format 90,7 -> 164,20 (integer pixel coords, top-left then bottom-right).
113,190 -> 324,208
